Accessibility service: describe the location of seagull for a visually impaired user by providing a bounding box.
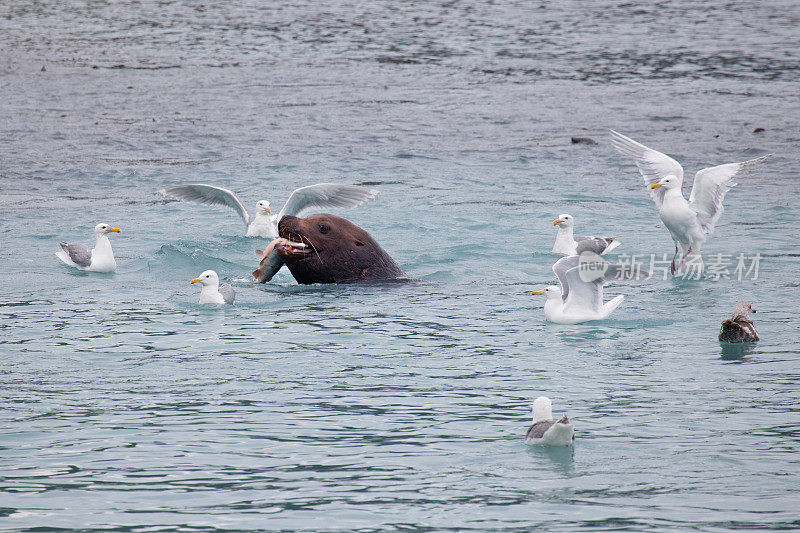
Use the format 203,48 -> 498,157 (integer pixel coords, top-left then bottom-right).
531,241 -> 625,324
162,183 -> 379,238
525,396 -> 574,446
55,223 -> 121,272
552,213 -> 619,256
610,130 -> 767,275
719,301 -> 759,343
190,270 -> 235,305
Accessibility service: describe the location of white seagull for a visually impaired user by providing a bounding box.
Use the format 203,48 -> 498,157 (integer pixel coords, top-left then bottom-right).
552,213 -> 619,256
55,223 -> 121,272
525,396 -> 574,446
531,240 -> 624,324
610,130 -> 767,275
190,270 -> 235,305
162,183 -> 379,238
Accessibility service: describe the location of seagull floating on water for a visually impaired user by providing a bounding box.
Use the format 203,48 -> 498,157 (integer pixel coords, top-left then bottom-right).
532,240 -> 625,324
525,396 -> 574,446
719,301 -> 759,343
162,183 -> 379,238
552,213 -> 619,256
610,130 -> 767,275
190,270 -> 235,305
55,223 -> 121,272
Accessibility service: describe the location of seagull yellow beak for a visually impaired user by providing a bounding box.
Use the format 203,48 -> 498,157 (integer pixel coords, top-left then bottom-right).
530,290 -> 543,295
109,228 -> 121,233
553,219 -> 562,226
266,207 -> 271,213
650,183 -> 662,189
190,278 -> 201,284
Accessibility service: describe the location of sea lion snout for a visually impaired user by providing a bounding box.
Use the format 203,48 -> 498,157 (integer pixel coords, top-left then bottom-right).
277,215 -> 300,238
277,215 -> 314,249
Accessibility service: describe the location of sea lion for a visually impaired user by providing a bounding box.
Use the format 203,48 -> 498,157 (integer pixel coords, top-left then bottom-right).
272,213 -> 405,284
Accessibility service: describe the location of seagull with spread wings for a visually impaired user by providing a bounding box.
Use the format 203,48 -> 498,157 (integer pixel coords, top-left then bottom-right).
531,239 -> 626,324
162,183 -> 379,238
610,130 -> 767,275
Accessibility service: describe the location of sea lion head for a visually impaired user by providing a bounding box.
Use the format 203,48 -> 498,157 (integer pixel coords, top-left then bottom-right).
276,213 -> 403,284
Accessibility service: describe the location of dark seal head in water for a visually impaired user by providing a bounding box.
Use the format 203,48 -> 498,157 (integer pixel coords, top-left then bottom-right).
276,213 -> 405,284
719,301 -> 759,343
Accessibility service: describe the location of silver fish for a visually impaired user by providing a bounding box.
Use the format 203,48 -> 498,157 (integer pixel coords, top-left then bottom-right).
252,238 -> 306,283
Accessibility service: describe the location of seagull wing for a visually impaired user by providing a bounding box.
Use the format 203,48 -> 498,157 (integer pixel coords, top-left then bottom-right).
218,284 -> 236,305
574,236 -> 620,255
162,184 -> 251,226
575,237 -> 613,256
563,265 -> 603,315
59,242 -> 92,267
553,255 -> 580,303
610,130 -> 685,208
277,183 -> 379,222
688,156 -> 768,235
526,420 -> 556,440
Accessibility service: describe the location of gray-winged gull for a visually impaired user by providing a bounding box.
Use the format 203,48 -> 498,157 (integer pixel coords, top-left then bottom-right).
162,183 -> 379,238
525,396 -> 574,446
190,270 -> 235,305
55,223 -> 121,272
719,301 -> 759,343
552,213 -> 619,256
610,130 -> 767,275
531,240 -> 625,324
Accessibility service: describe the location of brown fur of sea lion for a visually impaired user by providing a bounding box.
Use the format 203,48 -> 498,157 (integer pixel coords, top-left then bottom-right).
276,214 -> 405,284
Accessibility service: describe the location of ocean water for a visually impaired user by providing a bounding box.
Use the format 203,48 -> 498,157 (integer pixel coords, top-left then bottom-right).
1,1 -> 799,531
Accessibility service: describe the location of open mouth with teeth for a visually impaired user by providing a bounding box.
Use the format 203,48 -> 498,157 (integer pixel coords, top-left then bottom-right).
276,231 -> 315,260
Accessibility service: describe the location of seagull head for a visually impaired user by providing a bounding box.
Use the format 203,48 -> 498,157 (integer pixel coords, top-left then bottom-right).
650,175 -> 680,190
733,301 -> 756,319
532,396 -> 553,422
256,200 -> 272,214
95,223 -> 121,236
531,286 -> 562,300
190,270 -> 219,288
552,213 -> 573,228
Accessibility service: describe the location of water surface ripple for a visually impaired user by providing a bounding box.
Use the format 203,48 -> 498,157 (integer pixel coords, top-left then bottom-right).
1,1 -> 799,531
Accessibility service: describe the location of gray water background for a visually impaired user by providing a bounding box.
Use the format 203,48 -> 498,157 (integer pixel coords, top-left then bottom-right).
1,1 -> 799,530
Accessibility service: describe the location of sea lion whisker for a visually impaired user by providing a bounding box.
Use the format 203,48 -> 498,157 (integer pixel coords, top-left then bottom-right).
306,239 -> 323,263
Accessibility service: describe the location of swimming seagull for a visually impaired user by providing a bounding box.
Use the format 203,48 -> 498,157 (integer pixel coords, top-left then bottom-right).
55,223 -> 121,272
610,130 -> 768,275
552,213 -> 619,256
719,301 -> 759,343
525,396 -> 574,446
531,240 -> 625,324
162,183 -> 379,238
190,270 -> 235,305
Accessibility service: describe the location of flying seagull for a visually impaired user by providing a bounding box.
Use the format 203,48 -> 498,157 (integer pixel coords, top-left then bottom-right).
162,183 -> 379,238
610,130 -> 767,275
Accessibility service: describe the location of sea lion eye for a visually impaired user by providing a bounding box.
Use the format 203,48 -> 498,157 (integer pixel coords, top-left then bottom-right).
318,224 -> 330,234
